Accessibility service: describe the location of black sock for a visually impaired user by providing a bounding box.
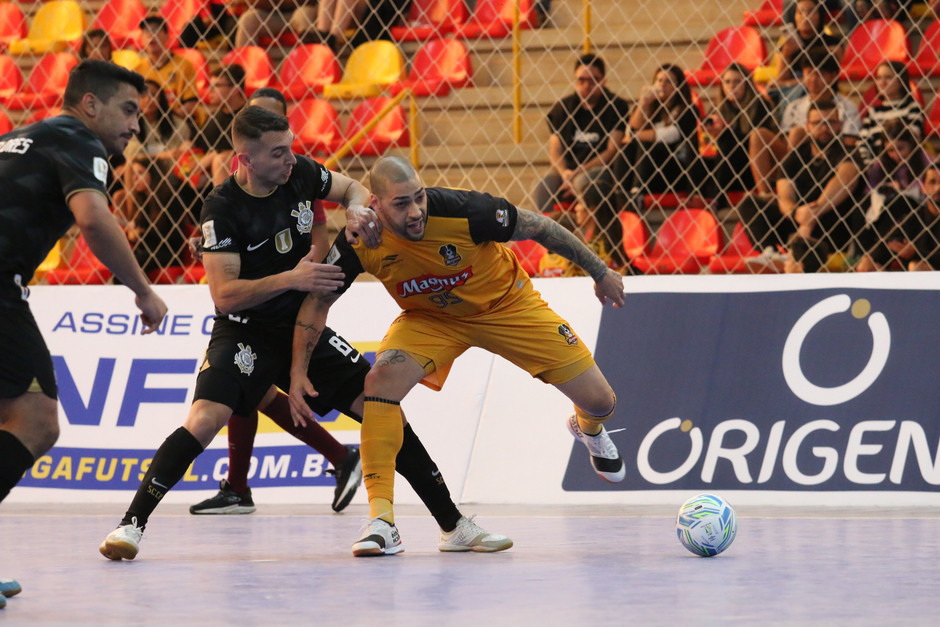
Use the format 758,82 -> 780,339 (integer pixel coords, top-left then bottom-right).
121,427 -> 204,528
0,430 -> 35,504
395,424 -> 462,532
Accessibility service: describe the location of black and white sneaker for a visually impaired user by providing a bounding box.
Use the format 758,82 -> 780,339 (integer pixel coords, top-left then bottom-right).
327,445 -> 362,513
567,414 -> 626,483
189,480 -> 256,515
352,517 -> 404,557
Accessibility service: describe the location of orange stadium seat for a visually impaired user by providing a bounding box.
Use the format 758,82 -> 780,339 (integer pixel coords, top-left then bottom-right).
507,240 -> 546,277
93,0 -> 148,50
0,55 -> 24,105
389,38 -> 473,97
273,44 -> 342,101
45,235 -> 112,285
5,53 -> 78,111
289,98 -> 342,155
341,97 -> 409,155
632,209 -> 722,274
159,0 -> 209,48
24,107 -> 62,125
619,211 -> 650,262
222,46 -> 273,96
8,0 -> 86,55
708,222 -> 762,274
323,40 -> 405,99
909,19 -> 940,78
0,3 -> 28,52
743,0 -> 783,27
390,0 -> 468,42
0,109 -> 12,135
686,25 -> 766,87
841,19 -> 909,81
455,0 -> 536,39
111,48 -> 142,70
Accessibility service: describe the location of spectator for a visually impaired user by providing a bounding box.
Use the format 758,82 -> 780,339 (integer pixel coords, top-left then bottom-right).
235,0 -> 318,47
136,16 -> 203,123
315,0 -> 406,50
79,29 -> 114,62
179,0 -> 240,49
619,63 -> 699,197
858,61 -> 924,165
538,207 -> 618,277
125,80 -> 191,161
784,233 -> 832,272
534,53 -> 629,217
865,123 -> 928,198
183,64 -> 247,188
739,99 -> 865,271
768,0 -> 842,107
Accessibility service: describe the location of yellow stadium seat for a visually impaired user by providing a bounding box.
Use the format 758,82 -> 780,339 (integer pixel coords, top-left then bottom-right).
9,1 -> 86,56
323,40 -> 405,99
31,240 -> 64,283
111,49 -> 141,71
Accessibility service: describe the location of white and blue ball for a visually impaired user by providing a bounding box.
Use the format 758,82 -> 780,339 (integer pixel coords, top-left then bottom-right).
675,493 -> 737,557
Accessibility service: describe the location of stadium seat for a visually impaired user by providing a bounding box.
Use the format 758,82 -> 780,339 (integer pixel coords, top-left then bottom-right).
909,19 -> 940,78
686,26 -> 767,87
111,49 -> 141,71
340,97 -> 409,155
5,53 -> 79,111
45,235 -> 112,285
708,222 -> 762,274
182,263 -> 207,284
32,240 -> 64,283
8,0 -> 86,55
507,240 -> 546,277
841,19 -> 909,81
619,211 -> 650,262
175,48 -> 210,102
323,41 -> 405,99
148,267 -> 187,284
222,46 -> 273,96
24,107 -> 61,125
93,0 -> 147,50
390,0 -> 468,42
0,109 -> 12,135
0,3 -> 28,52
389,38 -> 473,97
455,0 -> 537,39
273,44 -> 341,101
925,95 -> 940,137
0,55 -> 24,105
743,0 -> 783,26
288,98 -> 342,156
631,208 -> 722,274
159,0 -> 209,48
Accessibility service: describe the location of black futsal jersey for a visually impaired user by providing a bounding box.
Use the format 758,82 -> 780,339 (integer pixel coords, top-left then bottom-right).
200,155 -> 332,328
0,116 -> 110,302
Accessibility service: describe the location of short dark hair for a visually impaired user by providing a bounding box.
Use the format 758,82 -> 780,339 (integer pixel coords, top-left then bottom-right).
799,46 -> 841,75
808,97 -> 838,116
219,63 -> 247,91
233,105 -> 290,142
575,53 -> 605,77
249,87 -> 288,115
787,234 -> 830,273
63,60 -> 146,108
79,29 -> 112,60
139,15 -> 168,32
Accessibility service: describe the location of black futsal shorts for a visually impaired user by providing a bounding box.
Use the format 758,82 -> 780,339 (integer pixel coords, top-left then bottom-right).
0,300 -> 57,399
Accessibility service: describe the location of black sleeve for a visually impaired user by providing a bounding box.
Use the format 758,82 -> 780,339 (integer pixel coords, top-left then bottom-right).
199,190 -> 242,253
426,187 -> 518,243
546,99 -> 567,135
324,229 -> 365,295
54,130 -> 109,200
296,155 -> 333,200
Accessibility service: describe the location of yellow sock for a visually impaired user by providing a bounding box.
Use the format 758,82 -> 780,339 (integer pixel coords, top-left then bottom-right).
362,398 -> 404,523
576,393 -> 617,436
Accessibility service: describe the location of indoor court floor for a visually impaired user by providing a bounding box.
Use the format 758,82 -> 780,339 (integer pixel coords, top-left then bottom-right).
1,503 -> 937,625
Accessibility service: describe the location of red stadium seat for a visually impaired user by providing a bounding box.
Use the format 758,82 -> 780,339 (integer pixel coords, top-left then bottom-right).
0,3 -> 28,52
93,0 -> 147,50
45,235 -> 112,285
389,38 -> 473,97
175,48 -> 210,102
390,0 -> 468,42
0,55 -> 24,105
222,46 -> 273,96
159,0 -> 209,48
743,0 -> 783,27
632,209 -> 722,274
342,97 -> 409,156
24,107 -> 61,124
182,263 -> 206,283
925,96 -> 940,137
148,267 -> 187,284
686,26 -> 767,87
273,44 -> 341,101
841,19 -> 909,81
619,211 -> 650,262
289,98 -> 342,156
5,53 -> 78,111
909,19 -> 940,78
507,240 -> 546,277
455,0 -> 536,39
0,109 -> 13,135
708,222 -> 762,274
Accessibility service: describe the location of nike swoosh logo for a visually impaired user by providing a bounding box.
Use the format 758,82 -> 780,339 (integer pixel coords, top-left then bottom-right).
431,470 -> 441,477
152,479 -> 168,490
246,239 -> 269,251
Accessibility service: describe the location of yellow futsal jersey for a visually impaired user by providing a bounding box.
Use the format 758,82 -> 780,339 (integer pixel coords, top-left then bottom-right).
135,54 -> 200,106
328,187 -> 534,317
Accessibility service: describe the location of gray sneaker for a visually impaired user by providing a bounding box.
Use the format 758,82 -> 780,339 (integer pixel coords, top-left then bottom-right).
567,414 -> 625,483
439,515 -> 513,552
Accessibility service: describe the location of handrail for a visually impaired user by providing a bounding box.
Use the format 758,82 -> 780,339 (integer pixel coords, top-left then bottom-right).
323,88 -> 411,170
583,0 -> 592,53
512,0 -> 522,143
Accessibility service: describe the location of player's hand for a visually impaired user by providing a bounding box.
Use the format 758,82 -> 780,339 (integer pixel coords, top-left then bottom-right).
135,290 -> 168,334
288,375 -> 318,427
345,204 -> 383,249
594,269 -> 626,308
292,244 -> 345,292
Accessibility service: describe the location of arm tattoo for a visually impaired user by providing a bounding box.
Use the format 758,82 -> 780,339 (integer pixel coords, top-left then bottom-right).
375,349 -> 409,368
511,209 -> 609,281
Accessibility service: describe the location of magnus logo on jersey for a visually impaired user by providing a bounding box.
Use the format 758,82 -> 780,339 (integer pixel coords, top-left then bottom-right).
562,288 -> 940,492
439,244 -> 461,266
397,269 -> 473,297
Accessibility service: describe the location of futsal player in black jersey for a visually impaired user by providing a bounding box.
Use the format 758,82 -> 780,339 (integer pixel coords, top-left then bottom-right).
100,106 -> 510,560
0,61 -> 169,601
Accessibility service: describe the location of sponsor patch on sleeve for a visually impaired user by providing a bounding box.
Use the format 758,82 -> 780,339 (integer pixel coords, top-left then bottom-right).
93,157 -> 108,185
495,208 -> 510,227
325,244 -> 341,265
202,220 -> 218,248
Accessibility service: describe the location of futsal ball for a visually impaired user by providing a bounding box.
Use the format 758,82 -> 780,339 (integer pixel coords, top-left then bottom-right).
675,493 -> 737,557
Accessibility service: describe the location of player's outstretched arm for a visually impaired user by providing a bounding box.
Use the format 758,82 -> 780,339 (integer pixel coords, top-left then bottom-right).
289,291 -> 341,426
511,208 -> 625,308
69,190 -> 168,333
327,171 -> 383,248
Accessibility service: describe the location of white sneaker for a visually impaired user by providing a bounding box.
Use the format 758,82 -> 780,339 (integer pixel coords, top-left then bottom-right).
567,414 -> 626,483
439,515 -> 513,552
351,517 -> 404,557
99,517 -> 144,561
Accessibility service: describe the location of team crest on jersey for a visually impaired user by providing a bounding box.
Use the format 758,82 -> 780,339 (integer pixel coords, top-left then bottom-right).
558,324 -> 579,346
438,244 -> 461,266
291,201 -> 314,234
234,343 -> 257,375
495,208 -> 510,227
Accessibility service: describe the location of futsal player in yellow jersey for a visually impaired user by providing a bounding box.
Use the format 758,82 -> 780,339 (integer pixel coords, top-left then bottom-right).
290,156 -> 626,556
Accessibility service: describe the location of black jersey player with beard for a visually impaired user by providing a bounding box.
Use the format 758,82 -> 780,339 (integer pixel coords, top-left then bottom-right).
100,106 -> 510,561
0,61 -> 169,603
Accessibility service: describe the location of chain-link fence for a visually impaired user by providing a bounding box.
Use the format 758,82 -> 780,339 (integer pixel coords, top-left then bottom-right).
5,0 -> 940,282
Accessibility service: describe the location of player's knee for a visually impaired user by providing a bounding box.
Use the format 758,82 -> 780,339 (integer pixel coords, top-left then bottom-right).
576,389 -> 617,423
363,365 -> 397,398
33,410 -> 60,455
